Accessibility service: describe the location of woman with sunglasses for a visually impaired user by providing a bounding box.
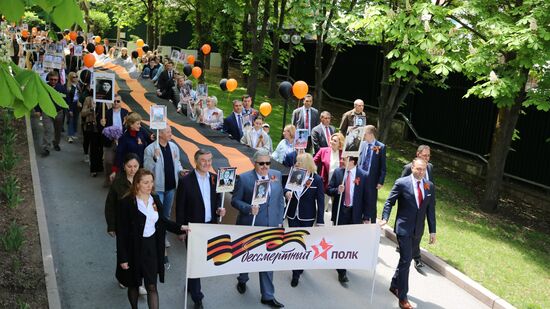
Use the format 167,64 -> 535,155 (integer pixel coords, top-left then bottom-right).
65,71 -> 81,143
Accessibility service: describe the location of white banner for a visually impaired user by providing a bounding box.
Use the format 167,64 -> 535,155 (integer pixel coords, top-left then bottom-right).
187,223 -> 380,279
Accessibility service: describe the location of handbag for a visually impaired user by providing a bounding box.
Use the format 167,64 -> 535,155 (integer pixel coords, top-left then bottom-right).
85,121 -> 96,133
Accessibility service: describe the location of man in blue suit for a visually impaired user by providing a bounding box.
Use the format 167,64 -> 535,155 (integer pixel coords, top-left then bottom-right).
327,156 -> 373,284
357,125 -> 386,222
400,145 -> 434,268
222,100 -> 244,141
231,149 -> 285,308
380,158 -> 437,309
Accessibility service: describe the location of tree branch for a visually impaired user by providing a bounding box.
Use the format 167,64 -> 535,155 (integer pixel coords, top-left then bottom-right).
321,48 -> 339,82
448,14 -> 487,42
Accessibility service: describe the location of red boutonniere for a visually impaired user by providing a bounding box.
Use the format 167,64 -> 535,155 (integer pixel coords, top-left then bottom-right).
424,182 -> 430,190
372,145 -> 381,154
305,179 -> 313,188
270,175 -> 277,182
354,177 -> 360,185
152,202 -> 158,212
211,175 -> 216,185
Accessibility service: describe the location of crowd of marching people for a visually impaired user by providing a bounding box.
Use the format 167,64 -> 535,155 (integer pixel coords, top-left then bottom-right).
6,23 -> 437,309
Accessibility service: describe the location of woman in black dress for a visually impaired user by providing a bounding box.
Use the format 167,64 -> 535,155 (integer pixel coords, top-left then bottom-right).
116,169 -> 187,308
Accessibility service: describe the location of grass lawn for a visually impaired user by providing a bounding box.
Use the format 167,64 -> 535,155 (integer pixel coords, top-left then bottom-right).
180,64 -> 549,309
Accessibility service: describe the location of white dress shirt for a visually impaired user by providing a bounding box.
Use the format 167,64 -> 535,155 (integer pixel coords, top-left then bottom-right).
345,167 -> 357,206
195,170 -> 212,222
136,195 -> 159,237
112,109 -> 122,129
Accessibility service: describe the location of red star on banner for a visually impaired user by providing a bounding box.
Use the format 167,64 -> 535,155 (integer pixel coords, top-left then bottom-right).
311,238 -> 333,260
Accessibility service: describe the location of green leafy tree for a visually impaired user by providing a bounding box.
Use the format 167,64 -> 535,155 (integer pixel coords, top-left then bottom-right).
0,0 -> 81,118
88,9 -> 110,36
454,0 -> 550,211
349,0 -> 459,142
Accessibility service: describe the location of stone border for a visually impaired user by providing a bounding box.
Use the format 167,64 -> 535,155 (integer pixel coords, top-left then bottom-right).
25,115 -> 62,309
381,226 -> 515,309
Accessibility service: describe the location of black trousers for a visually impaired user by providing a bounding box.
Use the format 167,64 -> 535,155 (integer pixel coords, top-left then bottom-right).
288,217 -> 315,279
89,131 -> 103,173
392,235 -> 413,301
335,206 -> 353,276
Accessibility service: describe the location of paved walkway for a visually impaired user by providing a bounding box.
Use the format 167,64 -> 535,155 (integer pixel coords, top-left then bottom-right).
32,122 -> 487,309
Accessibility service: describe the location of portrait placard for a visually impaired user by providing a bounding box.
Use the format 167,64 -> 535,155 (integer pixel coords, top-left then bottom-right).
342,126 -> 366,158
354,115 -> 366,127
216,167 -> 237,193
150,105 -> 167,130
74,45 -> 83,56
93,72 -> 115,103
251,179 -> 270,206
294,129 -> 309,150
285,167 -> 308,192
171,50 -> 181,62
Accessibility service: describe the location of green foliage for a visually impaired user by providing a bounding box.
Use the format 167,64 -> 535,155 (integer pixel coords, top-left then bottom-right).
16,298 -> 30,309
88,9 -> 110,36
1,175 -> 23,209
0,143 -> 18,173
1,221 -> 25,253
91,0 -> 144,30
21,11 -> 43,26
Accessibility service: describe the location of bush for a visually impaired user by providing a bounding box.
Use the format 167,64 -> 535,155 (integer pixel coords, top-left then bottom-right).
88,10 -> 111,37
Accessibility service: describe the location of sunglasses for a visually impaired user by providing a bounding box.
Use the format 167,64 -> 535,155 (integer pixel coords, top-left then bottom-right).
256,161 -> 271,166
115,100 -> 121,103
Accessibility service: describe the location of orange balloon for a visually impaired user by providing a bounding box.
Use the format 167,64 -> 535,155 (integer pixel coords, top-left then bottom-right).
226,78 -> 238,92
136,39 -> 144,48
292,81 -> 308,99
187,55 -> 195,65
94,36 -> 101,43
137,48 -> 144,57
69,31 -> 77,41
21,30 -> 29,38
95,45 -> 104,55
83,54 -> 96,67
259,102 -> 272,117
192,66 -> 202,79
201,44 -> 211,55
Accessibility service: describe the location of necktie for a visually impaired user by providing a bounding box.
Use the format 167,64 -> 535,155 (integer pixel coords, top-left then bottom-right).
169,71 -> 172,79
344,171 -> 351,207
416,181 -> 423,208
363,144 -> 372,174
237,114 -> 243,134
325,126 -> 331,145
305,109 -> 309,130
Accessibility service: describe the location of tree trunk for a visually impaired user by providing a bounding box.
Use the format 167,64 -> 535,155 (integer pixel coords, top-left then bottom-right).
268,0 -> 286,98
246,0 -> 270,102
241,4 -> 251,86
481,92 -> 525,212
146,0 -> 154,46
313,35 -> 324,109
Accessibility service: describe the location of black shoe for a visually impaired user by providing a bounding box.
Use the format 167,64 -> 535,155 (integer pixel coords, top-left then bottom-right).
194,300 -> 204,309
236,282 -> 246,294
338,273 -> 349,283
290,277 -> 299,287
261,298 -> 284,308
41,149 -> 50,157
54,144 -> 61,151
414,259 -> 424,268
91,172 -> 97,177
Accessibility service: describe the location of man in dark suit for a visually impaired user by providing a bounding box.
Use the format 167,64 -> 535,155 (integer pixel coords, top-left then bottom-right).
380,158 -> 437,309
223,100 -> 244,141
176,149 -> 225,309
156,60 -> 176,99
311,111 -> 335,155
292,94 -> 319,152
231,149 -> 285,308
400,145 -> 434,268
242,94 -> 258,125
357,125 -> 386,223
327,156 -> 373,284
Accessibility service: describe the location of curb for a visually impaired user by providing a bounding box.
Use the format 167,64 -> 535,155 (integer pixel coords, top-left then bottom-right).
381,226 -> 516,309
25,115 -> 62,309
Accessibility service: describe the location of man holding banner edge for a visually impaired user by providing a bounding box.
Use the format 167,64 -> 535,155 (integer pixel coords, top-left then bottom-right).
231,149 -> 285,308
